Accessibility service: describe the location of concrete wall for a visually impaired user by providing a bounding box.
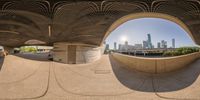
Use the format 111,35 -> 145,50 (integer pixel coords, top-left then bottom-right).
53,43 -> 103,64
76,46 -> 102,64
112,52 -> 200,73
53,43 -> 68,63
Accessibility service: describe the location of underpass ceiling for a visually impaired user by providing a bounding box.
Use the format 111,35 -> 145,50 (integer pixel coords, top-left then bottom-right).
0,0 -> 199,47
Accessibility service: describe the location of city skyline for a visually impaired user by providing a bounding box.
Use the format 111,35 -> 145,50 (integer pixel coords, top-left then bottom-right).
105,18 -> 197,49
108,34 -> 176,50
107,34 -> 176,50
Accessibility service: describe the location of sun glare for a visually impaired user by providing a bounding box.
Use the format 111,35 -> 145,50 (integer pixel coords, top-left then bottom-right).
120,36 -> 128,42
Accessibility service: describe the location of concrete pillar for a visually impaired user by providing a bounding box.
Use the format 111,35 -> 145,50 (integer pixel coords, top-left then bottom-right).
144,52 -> 146,56
53,43 -> 103,64
3,46 -> 14,55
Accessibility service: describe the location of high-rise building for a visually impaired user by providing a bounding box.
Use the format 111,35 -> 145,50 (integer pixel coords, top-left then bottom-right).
114,42 -> 117,50
165,41 -> 168,48
143,41 -> 148,49
105,44 -> 109,50
104,44 -> 110,54
118,44 -> 121,50
147,34 -> 152,49
157,42 -> 161,48
161,40 -> 167,49
172,38 -> 175,48
124,41 -> 129,52
161,40 -> 164,48
147,34 -> 152,43
118,44 -> 134,53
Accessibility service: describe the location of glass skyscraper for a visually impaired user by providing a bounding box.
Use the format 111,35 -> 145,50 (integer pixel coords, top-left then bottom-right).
147,34 -> 152,49
114,42 -> 117,50
172,38 -> 175,48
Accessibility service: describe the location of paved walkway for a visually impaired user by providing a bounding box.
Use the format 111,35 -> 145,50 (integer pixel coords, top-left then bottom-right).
0,54 -> 199,100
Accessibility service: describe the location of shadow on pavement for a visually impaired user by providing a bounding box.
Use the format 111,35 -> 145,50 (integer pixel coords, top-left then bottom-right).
0,57 -> 4,71
109,55 -> 200,92
14,53 -> 51,62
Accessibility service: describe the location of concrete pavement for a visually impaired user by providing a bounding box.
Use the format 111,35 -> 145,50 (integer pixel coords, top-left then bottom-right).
0,54 -> 199,100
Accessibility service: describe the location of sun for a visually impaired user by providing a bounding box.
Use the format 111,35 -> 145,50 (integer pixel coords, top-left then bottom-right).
120,36 -> 128,42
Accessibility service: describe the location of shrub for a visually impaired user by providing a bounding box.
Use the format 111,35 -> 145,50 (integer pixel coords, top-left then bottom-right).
20,46 -> 37,53
163,47 -> 199,57
162,51 -> 171,56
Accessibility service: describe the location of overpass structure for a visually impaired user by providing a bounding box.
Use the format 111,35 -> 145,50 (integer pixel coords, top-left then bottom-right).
0,0 -> 200,64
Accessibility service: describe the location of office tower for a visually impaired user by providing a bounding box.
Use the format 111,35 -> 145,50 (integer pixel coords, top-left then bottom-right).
165,41 -> 168,48
124,41 -> 128,52
114,42 -> 117,50
161,40 -> 167,49
105,44 -> 109,50
157,42 -> 161,48
172,38 -> 175,48
147,34 -> 152,43
143,41 -> 148,49
147,34 -> 152,49
118,44 -> 121,50
161,40 -> 164,48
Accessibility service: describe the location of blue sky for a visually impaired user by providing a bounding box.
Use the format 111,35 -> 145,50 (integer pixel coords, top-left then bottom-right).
105,18 -> 197,49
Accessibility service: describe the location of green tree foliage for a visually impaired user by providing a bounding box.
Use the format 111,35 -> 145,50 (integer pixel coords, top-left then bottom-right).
163,47 -> 200,57
20,46 -> 37,53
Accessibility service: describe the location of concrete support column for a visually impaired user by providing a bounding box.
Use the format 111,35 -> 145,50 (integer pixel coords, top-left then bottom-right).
3,46 -> 13,55
53,43 -> 104,64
